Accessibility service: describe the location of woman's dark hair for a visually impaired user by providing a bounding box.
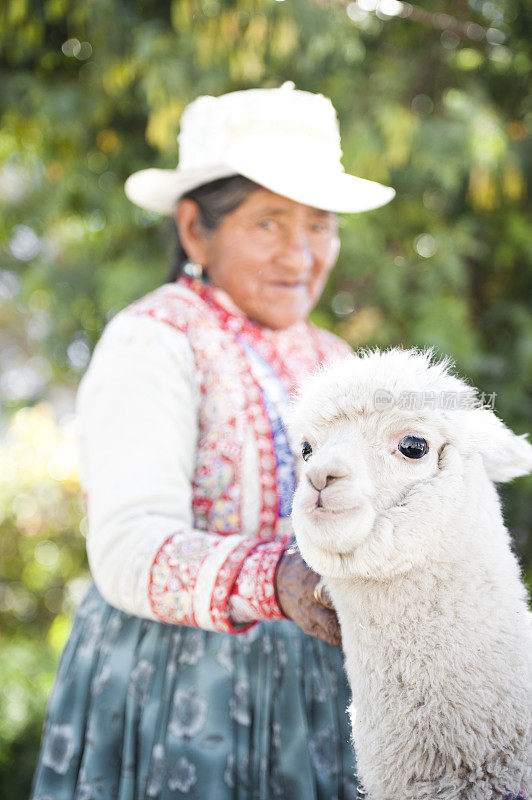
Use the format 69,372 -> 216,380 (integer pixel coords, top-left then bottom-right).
167,175 -> 261,283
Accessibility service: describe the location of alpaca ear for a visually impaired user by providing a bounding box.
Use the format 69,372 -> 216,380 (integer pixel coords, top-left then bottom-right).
458,407 -> 532,483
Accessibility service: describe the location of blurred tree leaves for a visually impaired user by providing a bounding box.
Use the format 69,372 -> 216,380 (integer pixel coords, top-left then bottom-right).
1,0 -> 532,793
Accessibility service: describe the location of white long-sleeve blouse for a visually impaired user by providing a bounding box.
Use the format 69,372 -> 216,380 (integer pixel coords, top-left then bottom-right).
75,275 -> 350,633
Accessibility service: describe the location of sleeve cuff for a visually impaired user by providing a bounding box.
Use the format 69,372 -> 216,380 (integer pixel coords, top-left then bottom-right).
148,531 -> 290,634
225,536 -> 291,631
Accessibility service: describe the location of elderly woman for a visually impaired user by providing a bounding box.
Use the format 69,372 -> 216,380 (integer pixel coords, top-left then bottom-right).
30,83 -> 394,800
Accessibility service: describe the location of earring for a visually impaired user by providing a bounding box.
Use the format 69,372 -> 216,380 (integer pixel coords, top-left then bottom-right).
183,260 -> 204,279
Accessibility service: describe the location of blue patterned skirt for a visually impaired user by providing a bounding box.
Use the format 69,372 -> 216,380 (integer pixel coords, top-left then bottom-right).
29,582 -> 360,800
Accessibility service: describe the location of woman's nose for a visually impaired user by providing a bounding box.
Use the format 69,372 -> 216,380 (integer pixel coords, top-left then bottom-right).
280,231 -> 313,271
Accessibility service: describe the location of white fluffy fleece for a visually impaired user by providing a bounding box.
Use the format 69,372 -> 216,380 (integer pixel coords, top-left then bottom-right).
288,346 -> 532,800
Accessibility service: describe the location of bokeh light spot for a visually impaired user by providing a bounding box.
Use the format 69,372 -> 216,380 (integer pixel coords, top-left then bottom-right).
332,291 -> 356,316
62,38 -> 81,57
414,234 -> 437,258
9,226 -> 41,261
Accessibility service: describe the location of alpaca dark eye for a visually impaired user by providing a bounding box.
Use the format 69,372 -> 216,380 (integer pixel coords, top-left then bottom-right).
302,441 -> 313,461
398,435 -> 429,460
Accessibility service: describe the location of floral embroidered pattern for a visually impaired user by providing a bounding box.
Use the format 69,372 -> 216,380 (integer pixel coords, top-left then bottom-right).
177,630 -> 205,665
41,723 -> 75,776
128,659 -> 155,706
238,337 -> 295,518
168,757 -> 198,793
227,540 -> 288,623
145,743 -> 166,797
149,532 -> 212,627
169,687 -> 208,739
229,679 -> 252,726
209,535 -> 284,631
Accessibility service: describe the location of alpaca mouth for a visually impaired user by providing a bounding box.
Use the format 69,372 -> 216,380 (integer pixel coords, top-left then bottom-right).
310,504 -> 361,516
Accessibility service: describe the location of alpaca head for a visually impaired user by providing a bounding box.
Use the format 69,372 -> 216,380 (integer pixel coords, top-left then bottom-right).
288,347 -> 532,577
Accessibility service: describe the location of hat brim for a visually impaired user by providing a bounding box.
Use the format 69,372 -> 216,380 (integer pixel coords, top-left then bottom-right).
124,165 -> 239,216
124,161 -> 395,216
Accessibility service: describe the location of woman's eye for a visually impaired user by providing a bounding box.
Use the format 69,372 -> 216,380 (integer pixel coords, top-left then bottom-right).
301,441 -> 313,461
310,223 -> 330,234
398,435 -> 429,460
258,219 -> 275,230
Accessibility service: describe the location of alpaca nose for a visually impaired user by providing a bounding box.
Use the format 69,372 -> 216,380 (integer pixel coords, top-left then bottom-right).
307,467 -> 346,493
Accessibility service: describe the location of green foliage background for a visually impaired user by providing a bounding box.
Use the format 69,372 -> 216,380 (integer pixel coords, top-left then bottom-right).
1,0 -> 531,795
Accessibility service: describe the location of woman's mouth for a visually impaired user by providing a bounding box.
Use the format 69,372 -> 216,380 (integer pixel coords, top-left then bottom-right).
271,281 -> 306,291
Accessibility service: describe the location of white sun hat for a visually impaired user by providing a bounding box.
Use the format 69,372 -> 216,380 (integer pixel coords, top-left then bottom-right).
124,81 -> 395,215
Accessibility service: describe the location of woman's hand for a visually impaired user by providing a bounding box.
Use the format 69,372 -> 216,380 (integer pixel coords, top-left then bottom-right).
274,547 -> 342,647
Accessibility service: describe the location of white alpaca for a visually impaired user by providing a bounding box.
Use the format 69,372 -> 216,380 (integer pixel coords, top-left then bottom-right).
288,347 -> 532,800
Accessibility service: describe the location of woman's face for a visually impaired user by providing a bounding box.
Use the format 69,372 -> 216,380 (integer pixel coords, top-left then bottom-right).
178,188 -> 340,330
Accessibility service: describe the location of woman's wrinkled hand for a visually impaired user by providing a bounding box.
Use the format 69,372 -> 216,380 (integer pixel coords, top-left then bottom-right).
274,547 -> 342,647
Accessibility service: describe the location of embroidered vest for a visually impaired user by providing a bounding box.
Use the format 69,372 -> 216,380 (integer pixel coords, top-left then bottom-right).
125,275 -> 350,543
